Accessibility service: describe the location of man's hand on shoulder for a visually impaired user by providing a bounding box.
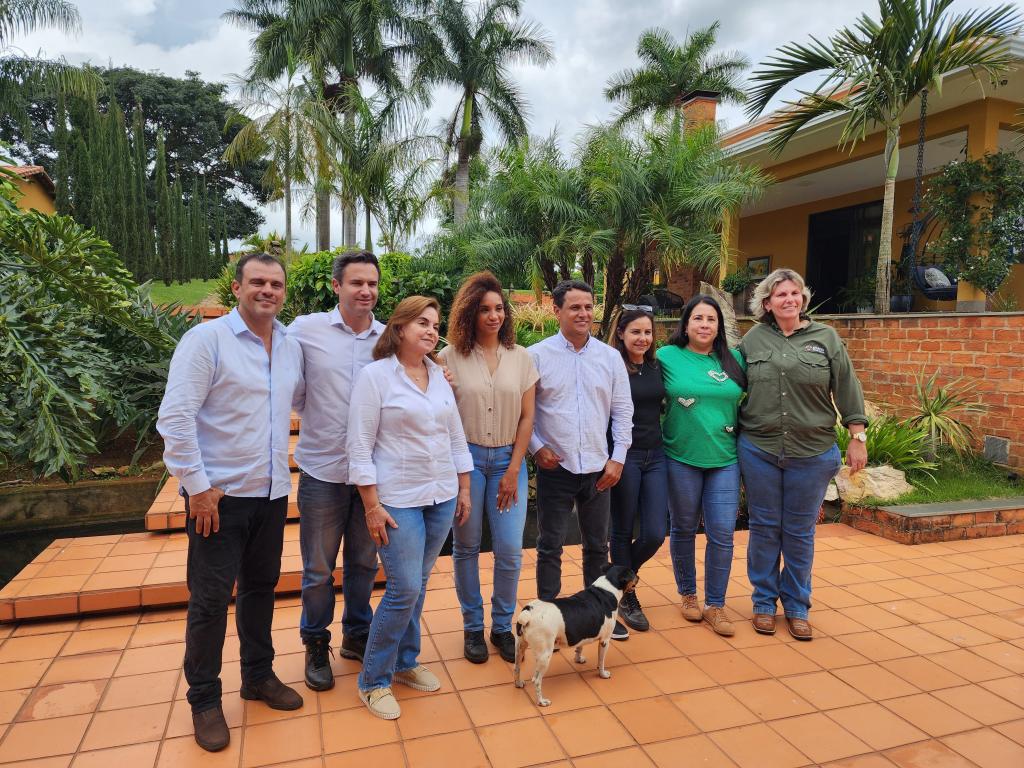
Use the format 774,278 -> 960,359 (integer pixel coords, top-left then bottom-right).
189,487 -> 225,537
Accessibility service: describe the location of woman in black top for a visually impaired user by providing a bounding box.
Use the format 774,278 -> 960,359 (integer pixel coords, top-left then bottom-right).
608,308 -> 667,639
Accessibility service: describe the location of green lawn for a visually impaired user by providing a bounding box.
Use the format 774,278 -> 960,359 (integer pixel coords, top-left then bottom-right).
863,452 -> 1022,506
149,279 -> 220,307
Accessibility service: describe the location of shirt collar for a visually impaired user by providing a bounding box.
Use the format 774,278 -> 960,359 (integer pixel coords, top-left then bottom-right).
227,307 -> 286,339
555,331 -> 592,353
388,354 -> 442,374
330,306 -> 382,339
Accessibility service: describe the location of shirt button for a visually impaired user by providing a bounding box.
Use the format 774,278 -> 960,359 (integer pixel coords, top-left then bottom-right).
487,407 -> 493,412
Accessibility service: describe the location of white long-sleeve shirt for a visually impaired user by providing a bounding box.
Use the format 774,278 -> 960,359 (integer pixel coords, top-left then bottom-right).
288,307 -> 385,483
347,355 -> 474,507
157,308 -> 304,500
528,332 -> 633,475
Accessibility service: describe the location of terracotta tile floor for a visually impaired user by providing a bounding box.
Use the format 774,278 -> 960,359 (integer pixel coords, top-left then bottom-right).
0,526 -> 1022,767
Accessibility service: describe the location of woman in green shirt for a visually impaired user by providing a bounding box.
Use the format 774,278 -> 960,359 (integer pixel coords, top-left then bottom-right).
739,268 -> 867,642
657,295 -> 746,637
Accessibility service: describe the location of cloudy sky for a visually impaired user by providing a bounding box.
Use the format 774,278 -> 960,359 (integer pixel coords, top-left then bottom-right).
12,0 -> 983,250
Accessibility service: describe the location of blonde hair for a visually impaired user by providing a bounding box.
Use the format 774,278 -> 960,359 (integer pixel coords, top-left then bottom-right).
373,295 -> 441,360
749,268 -> 813,322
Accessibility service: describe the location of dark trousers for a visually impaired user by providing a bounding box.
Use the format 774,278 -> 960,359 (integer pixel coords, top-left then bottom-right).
183,493 -> 287,714
609,446 -> 668,575
535,465 -> 610,601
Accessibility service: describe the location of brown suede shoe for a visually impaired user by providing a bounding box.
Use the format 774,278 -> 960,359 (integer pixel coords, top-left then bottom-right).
239,673 -> 304,710
786,616 -> 813,641
702,606 -> 735,637
192,706 -> 229,752
680,594 -> 702,622
752,613 -> 776,635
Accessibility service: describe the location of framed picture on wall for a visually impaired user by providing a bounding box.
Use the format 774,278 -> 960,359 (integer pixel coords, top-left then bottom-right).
747,256 -> 771,279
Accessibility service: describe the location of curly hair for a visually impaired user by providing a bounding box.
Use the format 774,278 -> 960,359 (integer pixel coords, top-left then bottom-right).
373,295 -> 441,360
446,271 -> 515,355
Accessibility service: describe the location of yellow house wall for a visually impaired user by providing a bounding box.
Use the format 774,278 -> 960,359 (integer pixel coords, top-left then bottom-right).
14,177 -> 56,215
735,98 -> 1023,311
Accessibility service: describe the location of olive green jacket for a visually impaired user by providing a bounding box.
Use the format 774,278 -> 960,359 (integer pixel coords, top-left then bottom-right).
738,320 -> 867,458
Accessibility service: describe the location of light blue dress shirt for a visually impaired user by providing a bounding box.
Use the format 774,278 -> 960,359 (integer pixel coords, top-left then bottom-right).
347,355 -> 474,507
288,307 -> 385,484
528,332 -> 634,475
157,308 -> 304,500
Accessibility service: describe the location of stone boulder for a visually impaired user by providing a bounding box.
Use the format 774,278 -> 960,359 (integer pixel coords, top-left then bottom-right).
834,465 -> 915,504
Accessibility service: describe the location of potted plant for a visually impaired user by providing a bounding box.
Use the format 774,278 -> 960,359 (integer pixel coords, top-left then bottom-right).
889,263 -> 913,312
722,268 -> 753,315
838,274 -> 877,313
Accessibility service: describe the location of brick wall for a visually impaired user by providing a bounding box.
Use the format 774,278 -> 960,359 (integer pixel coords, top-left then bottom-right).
654,312 -> 1024,471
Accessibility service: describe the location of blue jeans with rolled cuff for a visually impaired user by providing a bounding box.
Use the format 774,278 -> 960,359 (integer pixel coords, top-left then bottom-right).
738,434 -> 842,620
453,443 -> 527,634
609,446 -> 668,576
358,497 -> 456,692
297,472 -> 379,645
666,459 -> 740,608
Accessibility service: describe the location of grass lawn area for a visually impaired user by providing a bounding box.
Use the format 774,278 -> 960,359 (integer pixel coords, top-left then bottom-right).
864,452 -> 1022,506
149,279 -> 220,306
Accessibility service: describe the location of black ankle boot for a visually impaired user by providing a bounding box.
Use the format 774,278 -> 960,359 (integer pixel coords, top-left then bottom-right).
464,629 -> 488,663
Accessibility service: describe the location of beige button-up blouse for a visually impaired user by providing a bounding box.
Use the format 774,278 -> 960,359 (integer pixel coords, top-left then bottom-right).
438,344 -> 539,448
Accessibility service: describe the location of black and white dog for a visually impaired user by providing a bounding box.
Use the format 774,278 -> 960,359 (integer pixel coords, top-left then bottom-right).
513,565 -> 638,706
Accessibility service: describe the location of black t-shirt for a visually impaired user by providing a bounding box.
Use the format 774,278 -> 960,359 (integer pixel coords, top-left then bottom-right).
627,359 -> 665,450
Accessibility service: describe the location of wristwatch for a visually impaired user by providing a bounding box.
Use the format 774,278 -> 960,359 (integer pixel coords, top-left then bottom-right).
852,432 -> 867,443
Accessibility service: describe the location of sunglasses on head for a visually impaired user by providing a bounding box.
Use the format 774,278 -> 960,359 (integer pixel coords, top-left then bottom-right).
621,304 -> 654,312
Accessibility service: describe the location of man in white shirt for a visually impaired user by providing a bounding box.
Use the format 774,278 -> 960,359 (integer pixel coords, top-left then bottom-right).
288,251 -> 385,692
529,280 -> 634,601
157,252 -> 305,753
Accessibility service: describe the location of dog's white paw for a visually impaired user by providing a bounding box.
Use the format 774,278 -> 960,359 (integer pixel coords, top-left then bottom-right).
538,697 -> 551,707
574,655 -> 586,665
598,669 -> 611,679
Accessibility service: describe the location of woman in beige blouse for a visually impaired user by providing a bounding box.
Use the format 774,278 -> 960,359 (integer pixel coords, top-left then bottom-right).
438,271 -> 538,665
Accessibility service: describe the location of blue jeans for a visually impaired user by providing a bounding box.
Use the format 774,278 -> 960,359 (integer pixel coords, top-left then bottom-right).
358,497 -> 456,691
609,446 -> 668,576
738,435 -> 842,620
297,472 -> 379,644
453,443 -> 527,634
666,459 -> 740,607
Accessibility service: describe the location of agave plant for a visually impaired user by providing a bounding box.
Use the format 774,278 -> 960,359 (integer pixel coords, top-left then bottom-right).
906,371 -> 987,458
835,417 -> 937,477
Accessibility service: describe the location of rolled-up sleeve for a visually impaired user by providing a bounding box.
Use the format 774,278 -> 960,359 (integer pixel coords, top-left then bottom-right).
157,331 -> 214,496
830,343 -> 868,427
346,369 -> 382,486
608,356 -> 634,464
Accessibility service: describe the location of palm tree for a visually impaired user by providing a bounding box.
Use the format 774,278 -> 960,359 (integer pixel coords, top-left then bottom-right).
747,0 -> 1022,313
223,50 -> 330,258
604,22 -> 749,126
0,0 -> 99,119
225,0 -> 415,250
415,0 -> 552,227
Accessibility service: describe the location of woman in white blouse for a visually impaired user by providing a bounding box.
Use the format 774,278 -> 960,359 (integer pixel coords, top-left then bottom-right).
438,272 -> 538,666
347,295 -> 473,720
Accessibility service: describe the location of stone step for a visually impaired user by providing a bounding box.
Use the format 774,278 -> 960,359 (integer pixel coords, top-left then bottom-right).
0,524 -> 385,623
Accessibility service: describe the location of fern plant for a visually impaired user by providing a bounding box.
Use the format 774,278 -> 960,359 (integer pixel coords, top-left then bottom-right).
835,417 -> 936,477
906,372 -> 987,458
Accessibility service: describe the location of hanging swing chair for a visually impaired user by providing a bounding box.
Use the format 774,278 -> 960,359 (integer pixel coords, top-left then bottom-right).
898,213 -> 958,302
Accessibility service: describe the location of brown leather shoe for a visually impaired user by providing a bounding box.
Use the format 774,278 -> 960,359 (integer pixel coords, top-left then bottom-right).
752,613 -> 776,635
702,606 -> 735,637
786,616 -> 813,641
192,706 -> 229,752
240,673 -> 304,710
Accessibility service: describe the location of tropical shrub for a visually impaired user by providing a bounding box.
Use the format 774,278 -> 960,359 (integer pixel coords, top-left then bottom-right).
906,371 -> 987,458
722,268 -> 753,295
835,417 -> 936,477
1,166 -> 194,479
513,302 -> 558,347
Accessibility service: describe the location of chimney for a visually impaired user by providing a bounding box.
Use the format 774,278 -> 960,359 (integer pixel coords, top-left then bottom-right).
680,90 -> 721,128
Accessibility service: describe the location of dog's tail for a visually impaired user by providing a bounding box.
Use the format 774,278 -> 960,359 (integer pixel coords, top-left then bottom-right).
514,604 -> 533,636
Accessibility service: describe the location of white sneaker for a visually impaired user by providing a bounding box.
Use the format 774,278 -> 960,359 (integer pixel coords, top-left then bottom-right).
359,687 -> 401,720
393,665 -> 441,692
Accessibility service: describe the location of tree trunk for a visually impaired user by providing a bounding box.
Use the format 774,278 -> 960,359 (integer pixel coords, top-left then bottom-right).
624,244 -> 658,303
284,172 -> 292,260
600,239 -> 627,338
364,200 -> 373,253
453,93 -> 474,227
316,186 -> 330,251
581,250 -> 594,288
874,126 -> 900,314
342,105 -> 358,249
